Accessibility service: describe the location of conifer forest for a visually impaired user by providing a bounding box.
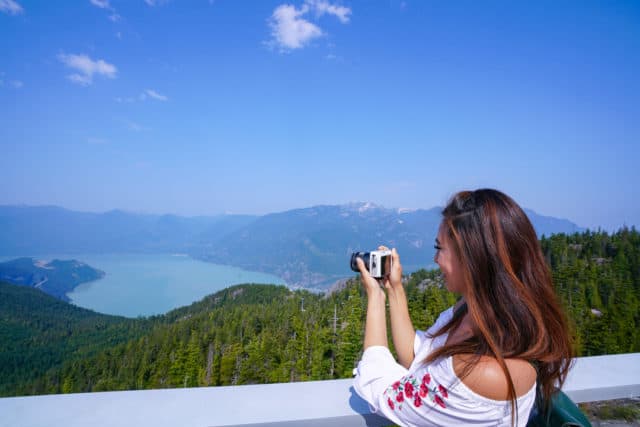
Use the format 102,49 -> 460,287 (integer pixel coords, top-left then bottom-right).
1,229 -> 638,397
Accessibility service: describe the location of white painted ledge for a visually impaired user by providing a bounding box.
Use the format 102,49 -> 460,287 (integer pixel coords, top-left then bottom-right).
1,353 -> 639,427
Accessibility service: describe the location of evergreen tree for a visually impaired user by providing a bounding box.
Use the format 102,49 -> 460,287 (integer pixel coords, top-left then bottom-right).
2,228 -> 639,396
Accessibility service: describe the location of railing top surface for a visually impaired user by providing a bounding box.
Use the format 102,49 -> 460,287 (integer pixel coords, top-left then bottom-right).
1,352 -> 639,427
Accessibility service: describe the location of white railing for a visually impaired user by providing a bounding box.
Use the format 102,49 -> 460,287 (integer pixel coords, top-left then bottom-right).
1,353 -> 639,427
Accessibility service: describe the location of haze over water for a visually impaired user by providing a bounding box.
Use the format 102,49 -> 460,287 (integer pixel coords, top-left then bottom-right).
25,254 -> 284,318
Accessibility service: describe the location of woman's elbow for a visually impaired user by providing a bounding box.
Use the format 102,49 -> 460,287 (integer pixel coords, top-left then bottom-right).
399,355 -> 415,369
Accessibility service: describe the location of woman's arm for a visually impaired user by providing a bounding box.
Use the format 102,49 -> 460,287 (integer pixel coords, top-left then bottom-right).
387,282 -> 416,367
383,248 -> 416,368
356,257 -> 388,349
364,287 -> 388,349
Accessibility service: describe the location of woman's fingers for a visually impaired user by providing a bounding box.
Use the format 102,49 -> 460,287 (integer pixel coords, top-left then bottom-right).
356,257 -> 375,283
389,248 -> 403,287
392,248 -> 402,272
356,257 -> 368,276
357,257 -> 383,295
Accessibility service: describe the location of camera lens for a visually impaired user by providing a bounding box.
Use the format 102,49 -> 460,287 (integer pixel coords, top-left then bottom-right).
350,252 -> 370,273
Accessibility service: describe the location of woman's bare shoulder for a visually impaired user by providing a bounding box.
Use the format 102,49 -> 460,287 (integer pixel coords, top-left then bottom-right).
452,354 -> 536,401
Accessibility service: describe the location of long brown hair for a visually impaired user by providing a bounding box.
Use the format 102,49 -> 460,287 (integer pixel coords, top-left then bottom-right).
425,189 -> 573,423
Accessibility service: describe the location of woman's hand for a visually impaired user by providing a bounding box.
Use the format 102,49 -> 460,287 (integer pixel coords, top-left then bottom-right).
358,250 -> 390,350
356,246 -> 403,298
356,256 -> 385,299
379,246 -> 403,293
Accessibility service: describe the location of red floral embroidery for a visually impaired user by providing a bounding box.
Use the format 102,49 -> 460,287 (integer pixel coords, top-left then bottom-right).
414,395 -> 422,407
384,372 -> 449,411
419,384 -> 428,398
404,381 -> 414,399
438,384 -> 449,398
422,373 -> 431,385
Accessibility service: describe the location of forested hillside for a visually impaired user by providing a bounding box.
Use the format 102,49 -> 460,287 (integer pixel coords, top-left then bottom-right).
1,228 -> 638,397
0,283 -> 154,396
541,228 -> 640,355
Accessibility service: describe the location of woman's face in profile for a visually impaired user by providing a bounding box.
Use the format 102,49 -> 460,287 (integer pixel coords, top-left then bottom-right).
434,223 -> 464,294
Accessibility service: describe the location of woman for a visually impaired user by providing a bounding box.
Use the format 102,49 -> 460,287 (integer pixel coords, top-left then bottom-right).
353,189 -> 573,427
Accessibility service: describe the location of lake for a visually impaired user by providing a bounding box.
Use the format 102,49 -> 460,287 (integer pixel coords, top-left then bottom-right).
1,254 -> 285,318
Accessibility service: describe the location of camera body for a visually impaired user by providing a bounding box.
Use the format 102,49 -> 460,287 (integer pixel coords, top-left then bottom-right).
350,249 -> 392,278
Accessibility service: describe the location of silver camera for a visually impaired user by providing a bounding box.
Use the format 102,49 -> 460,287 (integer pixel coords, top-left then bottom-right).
350,249 -> 392,278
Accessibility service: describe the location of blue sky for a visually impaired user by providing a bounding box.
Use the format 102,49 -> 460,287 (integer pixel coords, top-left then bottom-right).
1,0 -> 639,231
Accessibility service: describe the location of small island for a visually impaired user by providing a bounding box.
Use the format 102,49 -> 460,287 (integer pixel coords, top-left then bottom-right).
0,257 -> 105,301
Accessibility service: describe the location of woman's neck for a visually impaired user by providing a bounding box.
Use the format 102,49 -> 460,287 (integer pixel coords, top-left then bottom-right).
447,301 -> 475,346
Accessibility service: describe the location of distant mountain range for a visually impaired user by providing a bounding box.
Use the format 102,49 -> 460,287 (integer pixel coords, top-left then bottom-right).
0,205 -> 256,255
0,204 -> 583,289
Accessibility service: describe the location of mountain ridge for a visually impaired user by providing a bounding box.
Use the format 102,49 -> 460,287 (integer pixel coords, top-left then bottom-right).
0,203 -> 585,288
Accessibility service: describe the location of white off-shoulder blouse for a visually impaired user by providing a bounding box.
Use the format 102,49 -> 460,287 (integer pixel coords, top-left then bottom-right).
353,307 -> 536,427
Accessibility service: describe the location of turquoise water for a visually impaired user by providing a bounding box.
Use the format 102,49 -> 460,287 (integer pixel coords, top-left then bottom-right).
1,254 -> 285,318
